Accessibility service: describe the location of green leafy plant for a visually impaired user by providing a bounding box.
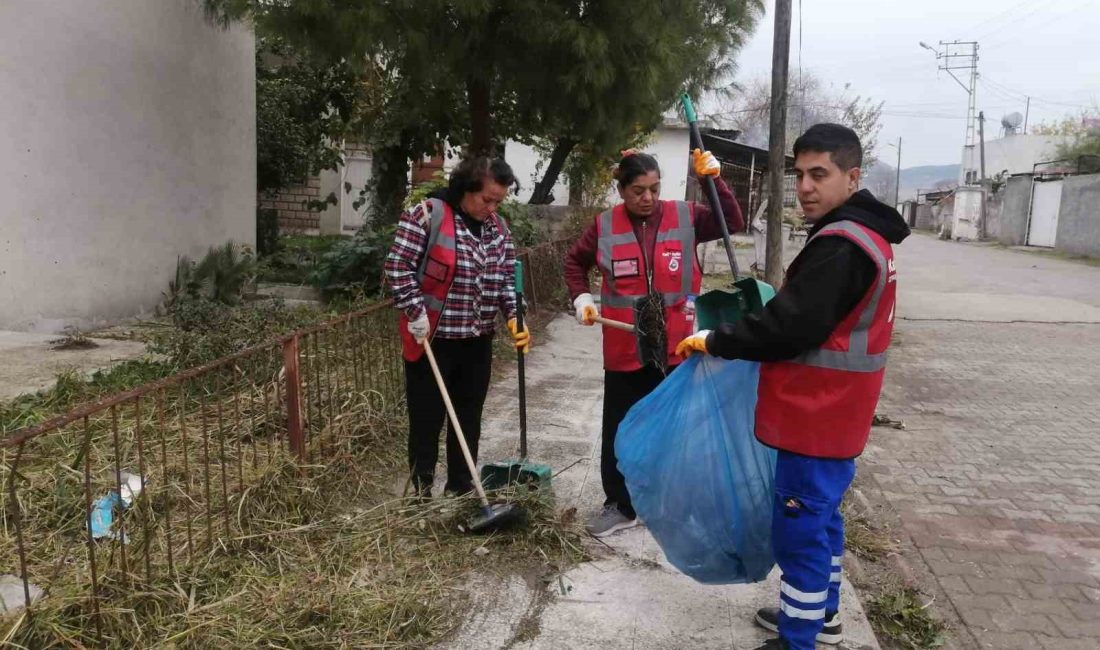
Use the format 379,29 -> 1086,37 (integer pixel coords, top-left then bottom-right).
403,171 -> 448,210
308,226 -> 396,299
256,234 -> 346,285
162,243 -> 256,312
498,200 -> 544,248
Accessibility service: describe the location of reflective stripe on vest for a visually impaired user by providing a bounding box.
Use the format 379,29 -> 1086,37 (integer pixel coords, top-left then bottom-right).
793,221 -> 890,373
416,198 -> 454,312
597,201 -> 694,308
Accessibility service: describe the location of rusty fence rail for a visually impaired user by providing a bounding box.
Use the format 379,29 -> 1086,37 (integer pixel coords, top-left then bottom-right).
0,239 -> 570,636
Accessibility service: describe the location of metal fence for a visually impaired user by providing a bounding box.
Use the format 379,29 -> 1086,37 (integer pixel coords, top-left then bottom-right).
0,239 -> 570,639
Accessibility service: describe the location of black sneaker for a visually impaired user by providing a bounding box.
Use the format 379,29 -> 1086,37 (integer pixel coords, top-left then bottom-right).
754,607 -> 843,645
751,638 -> 789,650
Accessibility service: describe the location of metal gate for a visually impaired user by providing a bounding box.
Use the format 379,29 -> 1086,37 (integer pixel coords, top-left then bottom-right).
1027,178 -> 1064,247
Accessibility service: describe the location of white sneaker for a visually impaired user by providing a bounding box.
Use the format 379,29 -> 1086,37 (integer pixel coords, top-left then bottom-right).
585,505 -> 640,537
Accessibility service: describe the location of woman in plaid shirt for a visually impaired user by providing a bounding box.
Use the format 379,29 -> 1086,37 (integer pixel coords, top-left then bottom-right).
384,157 -> 530,499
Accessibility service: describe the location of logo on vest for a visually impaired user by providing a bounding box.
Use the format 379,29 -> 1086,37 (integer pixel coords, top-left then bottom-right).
887,258 -> 897,282
664,250 -> 683,273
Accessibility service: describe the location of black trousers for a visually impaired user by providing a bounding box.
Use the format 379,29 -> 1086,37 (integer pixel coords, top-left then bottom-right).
601,364 -> 668,519
405,335 -> 494,493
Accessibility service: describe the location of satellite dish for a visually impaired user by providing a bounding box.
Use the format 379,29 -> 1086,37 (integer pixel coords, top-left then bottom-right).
1002,112 -> 1024,133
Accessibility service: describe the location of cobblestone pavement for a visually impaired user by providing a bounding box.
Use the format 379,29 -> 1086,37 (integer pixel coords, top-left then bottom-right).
864,235 -> 1100,650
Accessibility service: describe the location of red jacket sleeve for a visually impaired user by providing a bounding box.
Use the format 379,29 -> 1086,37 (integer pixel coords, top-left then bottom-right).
564,217 -> 599,302
693,177 -> 744,242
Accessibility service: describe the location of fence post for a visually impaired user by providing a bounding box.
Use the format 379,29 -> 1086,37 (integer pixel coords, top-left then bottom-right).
282,335 -> 305,460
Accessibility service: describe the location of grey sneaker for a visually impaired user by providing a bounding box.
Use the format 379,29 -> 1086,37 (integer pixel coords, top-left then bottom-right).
755,607 -> 843,645
585,505 -> 639,537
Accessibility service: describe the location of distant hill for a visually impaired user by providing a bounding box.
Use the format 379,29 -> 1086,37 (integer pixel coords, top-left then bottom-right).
863,162 -> 960,202
900,164 -> 961,195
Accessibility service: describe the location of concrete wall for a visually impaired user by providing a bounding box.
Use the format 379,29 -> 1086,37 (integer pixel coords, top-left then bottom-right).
952,187 -> 983,241
915,203 -> 935,230
959,134 -> 1070,185
999,174 -> 1033,246
1055,174 -> 1100,257
0,1 -> 256,332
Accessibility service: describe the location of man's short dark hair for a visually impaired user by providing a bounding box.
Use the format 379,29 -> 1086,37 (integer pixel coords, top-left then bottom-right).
793,123 -> 863,170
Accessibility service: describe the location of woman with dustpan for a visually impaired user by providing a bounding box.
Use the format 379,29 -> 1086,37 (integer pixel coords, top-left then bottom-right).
563,149 -> 744,537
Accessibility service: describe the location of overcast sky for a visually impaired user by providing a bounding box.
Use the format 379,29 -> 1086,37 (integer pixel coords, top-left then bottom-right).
723,0 -> 1100,168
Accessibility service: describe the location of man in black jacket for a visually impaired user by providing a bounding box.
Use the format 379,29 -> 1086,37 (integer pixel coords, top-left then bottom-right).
677,124 -> 910,650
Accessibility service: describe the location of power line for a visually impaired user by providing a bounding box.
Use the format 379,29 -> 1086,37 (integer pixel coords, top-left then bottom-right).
983,0 -> 1091,49
983,76 -> 1098,111
973,0 -> 1051,41
969,0 -> 1037,36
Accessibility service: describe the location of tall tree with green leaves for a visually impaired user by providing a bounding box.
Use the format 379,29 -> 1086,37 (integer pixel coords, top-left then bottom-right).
518,1 -> 762,204
206,0 -> 761,214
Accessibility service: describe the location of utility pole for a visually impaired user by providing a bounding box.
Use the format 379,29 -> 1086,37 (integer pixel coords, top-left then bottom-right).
978,112 -> 986,182
1023,96 -> 1031,134
894,137 -> 902,206
920,40 -> 979,183
765,0 -> 792,288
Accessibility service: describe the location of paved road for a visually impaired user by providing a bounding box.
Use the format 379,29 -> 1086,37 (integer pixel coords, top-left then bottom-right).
866,234 -> 1100,650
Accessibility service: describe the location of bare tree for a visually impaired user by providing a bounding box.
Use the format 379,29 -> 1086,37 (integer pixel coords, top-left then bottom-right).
715,71 -> 884,164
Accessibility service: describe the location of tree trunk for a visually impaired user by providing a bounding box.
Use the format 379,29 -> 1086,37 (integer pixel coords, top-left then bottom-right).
467,77 -> 493,157
529,138 -> 577,205
370,144 -> 410,225
568,164 -> 584,206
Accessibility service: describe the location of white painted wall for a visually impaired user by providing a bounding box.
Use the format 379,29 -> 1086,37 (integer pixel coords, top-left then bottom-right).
505,141 -> 571,205
959,134 -> 1071,185
953,187 -> 983,241
634,126 -> 691,204
504,123 -> 693,207
0,1 -> 256,332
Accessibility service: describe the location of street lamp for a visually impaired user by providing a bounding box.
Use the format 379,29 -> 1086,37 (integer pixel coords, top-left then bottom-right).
885,138 -> 902,205
919,41 -> 937,54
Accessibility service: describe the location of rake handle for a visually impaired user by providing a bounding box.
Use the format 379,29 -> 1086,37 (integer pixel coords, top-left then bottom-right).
421,340 -> 492,509
591,315 -> 635,333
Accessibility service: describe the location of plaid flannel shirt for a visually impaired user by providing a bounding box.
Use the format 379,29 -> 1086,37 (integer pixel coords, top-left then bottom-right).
384,202 -> 517,339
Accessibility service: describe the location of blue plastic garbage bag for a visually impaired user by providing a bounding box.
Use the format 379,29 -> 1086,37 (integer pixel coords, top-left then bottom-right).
615,355 -> 776,584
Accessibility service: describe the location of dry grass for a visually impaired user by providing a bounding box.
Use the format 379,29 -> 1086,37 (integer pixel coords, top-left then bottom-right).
3,334 -> 585,648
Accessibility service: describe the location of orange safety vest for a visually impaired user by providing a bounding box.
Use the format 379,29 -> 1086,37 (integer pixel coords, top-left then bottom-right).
399,198 -> 457,362
595,201 -> 702,372
755,220 -> 897,458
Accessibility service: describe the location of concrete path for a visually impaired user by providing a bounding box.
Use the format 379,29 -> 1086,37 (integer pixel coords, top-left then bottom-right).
0,330 -> 147,401
442,316 -> 879,649
865,234 -> 1100,649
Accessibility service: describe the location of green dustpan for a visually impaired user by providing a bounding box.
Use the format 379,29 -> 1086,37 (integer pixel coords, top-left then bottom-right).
680,92 -> 777,327
696,278 -> 776,330
481,260 -> 553,494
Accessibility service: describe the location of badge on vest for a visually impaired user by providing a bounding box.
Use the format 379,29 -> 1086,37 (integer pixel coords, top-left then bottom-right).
612,257 -> 640,278
663,250 -> 683,273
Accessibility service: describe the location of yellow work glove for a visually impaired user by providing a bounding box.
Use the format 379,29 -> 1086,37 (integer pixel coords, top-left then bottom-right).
692,148 -> 721,177
675,329 -> 713,358
507,318 -> 531,354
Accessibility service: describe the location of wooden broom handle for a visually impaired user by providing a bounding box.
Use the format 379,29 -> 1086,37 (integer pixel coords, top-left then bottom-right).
422,340 -> 491,508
